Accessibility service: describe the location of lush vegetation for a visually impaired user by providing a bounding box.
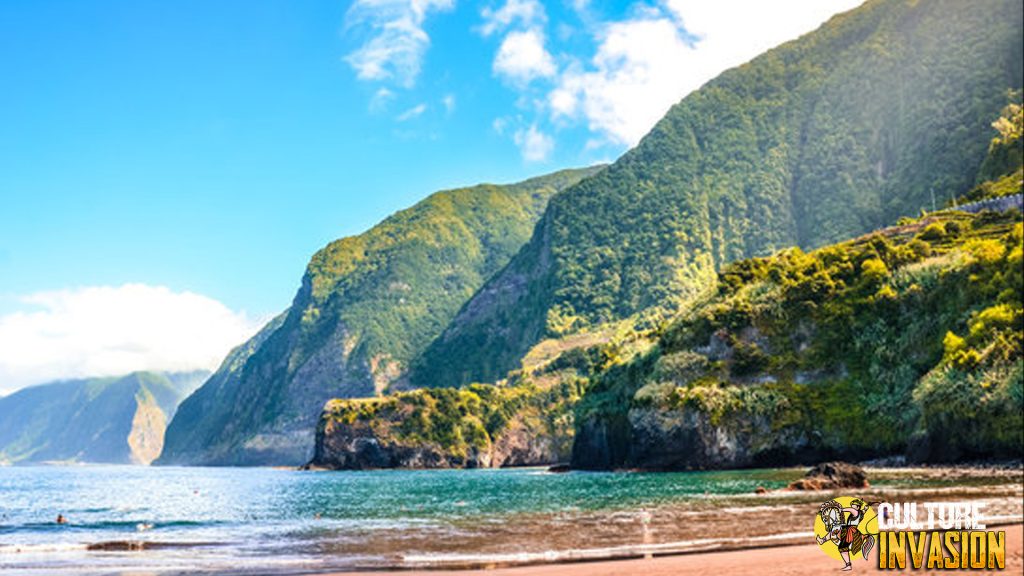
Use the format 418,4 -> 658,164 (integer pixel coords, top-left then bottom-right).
159,167 -> 601,466
956,99 -> 1023,204
319,380 -> 584,461
413,0 -> 1023,389
316,323 -> 652,464
575,204 -> 1023,465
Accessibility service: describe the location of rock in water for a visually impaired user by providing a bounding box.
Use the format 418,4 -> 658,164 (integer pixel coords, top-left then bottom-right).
788,461 -> 869,491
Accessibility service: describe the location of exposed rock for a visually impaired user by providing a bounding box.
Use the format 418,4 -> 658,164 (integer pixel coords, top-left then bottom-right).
572,405 -> 817,471
306,410 -> 566,470
127,395 -> 168,465
787,461 -> 869,491
491,419 -> 564,467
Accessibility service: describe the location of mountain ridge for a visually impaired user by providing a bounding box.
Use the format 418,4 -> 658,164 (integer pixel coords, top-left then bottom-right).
0,370 -> 207,465
158,166 -> 603,466
411,0 -> 1023,389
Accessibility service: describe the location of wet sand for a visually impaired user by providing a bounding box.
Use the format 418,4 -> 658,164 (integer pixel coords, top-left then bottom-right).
326,523 -> 1023,576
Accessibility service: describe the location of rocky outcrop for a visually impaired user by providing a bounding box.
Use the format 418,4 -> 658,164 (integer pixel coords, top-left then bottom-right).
572,406 -> 822,471
305,389 -> 571,470
490,419 -> 566,467
307,418 -> 493,470
787,461 -> 869,490
307,416 -> 567,470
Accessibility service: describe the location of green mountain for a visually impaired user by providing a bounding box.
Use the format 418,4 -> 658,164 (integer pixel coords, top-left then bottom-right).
411,0 -> 1023,390
0,371 -> 207,465
310,129 -> 1022,469
157,167 -> 602,466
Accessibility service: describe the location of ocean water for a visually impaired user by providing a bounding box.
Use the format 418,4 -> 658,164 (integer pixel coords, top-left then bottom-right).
1,465 -> 1019,574
0,465 -> 805,574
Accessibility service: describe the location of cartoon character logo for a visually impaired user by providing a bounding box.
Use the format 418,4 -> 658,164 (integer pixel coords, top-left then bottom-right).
814,496 -> 879,571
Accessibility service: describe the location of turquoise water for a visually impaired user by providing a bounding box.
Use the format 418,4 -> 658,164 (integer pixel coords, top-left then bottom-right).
0,465 -> 803,574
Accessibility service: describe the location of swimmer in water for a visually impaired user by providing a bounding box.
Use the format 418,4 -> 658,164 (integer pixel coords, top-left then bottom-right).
56,514 -> 66,524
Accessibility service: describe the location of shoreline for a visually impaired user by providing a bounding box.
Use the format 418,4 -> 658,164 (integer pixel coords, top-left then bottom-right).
324,522 -> 1024,576
2,465 -> 1020,575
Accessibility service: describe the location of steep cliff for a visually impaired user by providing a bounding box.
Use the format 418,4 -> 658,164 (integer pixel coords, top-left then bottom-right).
158,167 -> 601,466
307,380 -> 582,470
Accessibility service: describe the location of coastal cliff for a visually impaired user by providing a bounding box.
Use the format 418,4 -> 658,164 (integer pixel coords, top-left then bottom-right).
311,98 -> 1022,473
572,207 -> 1023,470
306,380 -> 582,469
158,167 -> 601,466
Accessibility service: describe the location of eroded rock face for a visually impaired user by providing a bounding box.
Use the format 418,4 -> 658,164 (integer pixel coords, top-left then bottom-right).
308,417 -> 491,469
491,420 -> 565,467
307,415 -> 565,470
572,406 -> 820,471
127,396 -> 168,465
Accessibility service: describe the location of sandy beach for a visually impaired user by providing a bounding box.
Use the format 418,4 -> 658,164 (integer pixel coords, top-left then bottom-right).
328,523 -> 1023,576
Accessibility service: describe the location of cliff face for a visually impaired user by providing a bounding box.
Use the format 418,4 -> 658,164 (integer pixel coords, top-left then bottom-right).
571,205 -> 1023,470
411,0 -> 1024,390
573,406 -> 820,471
0,371 -> 206,465
126,391 -> 170,465
306,382 -> 580,470
309,415 -> 568,470
159,167 -> 601,467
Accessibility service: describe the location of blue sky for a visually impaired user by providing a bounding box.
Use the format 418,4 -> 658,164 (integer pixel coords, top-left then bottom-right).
0,0 -> 861,391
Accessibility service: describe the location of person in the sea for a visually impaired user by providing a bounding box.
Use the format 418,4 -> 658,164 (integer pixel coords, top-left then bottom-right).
816,499 -> 875,571
56,514 -> 66,524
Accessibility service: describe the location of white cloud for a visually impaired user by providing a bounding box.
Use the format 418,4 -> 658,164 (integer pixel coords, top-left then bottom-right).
345,0 -> 454,88
548,0 -> 862,147
396,103 -> 428,121
659,0 -> 863,94
369,87 -> 396,112
480,0 -> 545,36
494,28 -> 557,85
0,284 -> 263,395
549,16 -> 691,146
514,124 -> 554,161
441,93 -> 456,114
